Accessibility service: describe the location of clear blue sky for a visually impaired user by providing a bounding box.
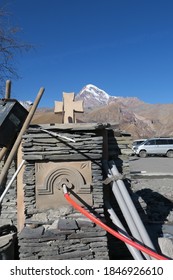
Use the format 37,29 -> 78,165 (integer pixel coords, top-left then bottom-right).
3,0 -> 173,107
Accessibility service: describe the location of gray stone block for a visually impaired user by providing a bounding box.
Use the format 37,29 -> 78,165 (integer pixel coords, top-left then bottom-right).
58,218 -> 78,230
19,226 -> 44,239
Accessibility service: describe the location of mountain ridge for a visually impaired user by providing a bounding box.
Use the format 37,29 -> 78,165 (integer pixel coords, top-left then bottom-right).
75,84 -> 173,138
33,84 -> 173,139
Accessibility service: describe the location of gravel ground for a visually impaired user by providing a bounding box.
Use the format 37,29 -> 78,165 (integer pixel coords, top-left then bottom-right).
130,177 -> 173,257
131,178 -> 173,221
129,157 -> 173,227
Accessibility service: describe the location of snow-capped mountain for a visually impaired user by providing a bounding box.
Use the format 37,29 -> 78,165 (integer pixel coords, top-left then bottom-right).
75,84 -> 117,108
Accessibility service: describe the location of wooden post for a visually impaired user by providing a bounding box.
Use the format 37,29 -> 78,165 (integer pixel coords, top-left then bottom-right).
0,80 -> 12,161
5,80 -> 11,99
0,87 -> 44,186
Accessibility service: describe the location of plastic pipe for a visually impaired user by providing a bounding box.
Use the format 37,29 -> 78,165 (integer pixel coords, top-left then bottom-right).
105,200 -> 144,260
63,185 -> 169,260
0,160 -> 25,203
40,128 -> 76,142
103,161 -> 151,259
109,160 -> 156,254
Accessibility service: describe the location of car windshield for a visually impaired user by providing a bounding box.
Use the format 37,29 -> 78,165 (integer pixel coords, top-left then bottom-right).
133,140 -> 146,146
144,139 -> 155,145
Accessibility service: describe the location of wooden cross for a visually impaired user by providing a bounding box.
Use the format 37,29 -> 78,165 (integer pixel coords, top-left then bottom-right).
54,92 -> 84,123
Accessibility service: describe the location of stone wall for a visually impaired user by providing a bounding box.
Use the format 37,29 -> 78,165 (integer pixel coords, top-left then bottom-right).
0,159 -> 17,227
0,158 -> 18,260
108,128 -> 132,176
0,124 -> 133,260
18,124 -> 110,260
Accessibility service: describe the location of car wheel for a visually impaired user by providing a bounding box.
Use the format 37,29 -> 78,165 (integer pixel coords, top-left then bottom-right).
139,150 -> 147,158
166,150 -> 173,158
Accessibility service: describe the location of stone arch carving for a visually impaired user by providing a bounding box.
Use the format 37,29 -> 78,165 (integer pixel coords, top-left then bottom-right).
35,161 -> 92,208
38,166 -> 90,195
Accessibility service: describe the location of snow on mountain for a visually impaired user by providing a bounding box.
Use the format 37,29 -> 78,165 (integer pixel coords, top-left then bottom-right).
81,84 -> 110,100
76,84 -> 117,108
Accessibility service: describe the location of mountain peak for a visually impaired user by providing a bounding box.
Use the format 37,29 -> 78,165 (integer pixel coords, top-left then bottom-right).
76,84 -> 117,108
80,84 -> 110,99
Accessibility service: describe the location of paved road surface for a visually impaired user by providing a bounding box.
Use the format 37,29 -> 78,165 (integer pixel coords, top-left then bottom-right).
129,156 -> 173,174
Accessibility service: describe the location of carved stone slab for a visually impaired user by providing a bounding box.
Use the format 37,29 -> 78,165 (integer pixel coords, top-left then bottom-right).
54,92 -> 83,123
35,161 -> 92,209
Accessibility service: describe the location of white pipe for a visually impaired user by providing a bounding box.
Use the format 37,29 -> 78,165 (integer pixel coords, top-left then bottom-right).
40,128 -> 76,142
0,160 -> 25,204
109,160 -> 156,257
103,161 -> 151,259
105,200 -> 144,260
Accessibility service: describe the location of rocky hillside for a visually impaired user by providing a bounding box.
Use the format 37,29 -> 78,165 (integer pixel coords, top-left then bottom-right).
75,84 -> 173,139
32,84 -> 173,139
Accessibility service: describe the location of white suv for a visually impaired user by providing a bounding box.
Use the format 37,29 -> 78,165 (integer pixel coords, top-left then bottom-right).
134,138 -> 173,158
132,139 -> 147,153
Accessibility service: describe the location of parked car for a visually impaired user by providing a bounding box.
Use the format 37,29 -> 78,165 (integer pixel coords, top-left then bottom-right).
134,137 -> 173,158
131,139 -> 147,153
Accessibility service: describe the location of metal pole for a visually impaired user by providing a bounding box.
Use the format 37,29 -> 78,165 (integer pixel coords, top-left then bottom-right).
0,87 -> 44,186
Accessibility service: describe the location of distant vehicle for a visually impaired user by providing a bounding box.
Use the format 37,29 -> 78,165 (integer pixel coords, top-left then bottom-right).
134,138 -> 173,158
131,139 -> 147,153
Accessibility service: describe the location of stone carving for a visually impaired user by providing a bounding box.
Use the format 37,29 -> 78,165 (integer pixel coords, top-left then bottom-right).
37,166 -> 90,195
54,92 -> 83,123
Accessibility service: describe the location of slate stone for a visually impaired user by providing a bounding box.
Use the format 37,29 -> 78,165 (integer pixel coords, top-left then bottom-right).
19,226 -> 44,239
69,231 -> 106,239
158,237 -> 173,258
51,249 -> 93,260
76,218 -> 94,228
58,218 -> 78,230
162,224 -> 173,236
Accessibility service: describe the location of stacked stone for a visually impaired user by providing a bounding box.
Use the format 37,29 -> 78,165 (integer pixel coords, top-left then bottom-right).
0,159 -> 17,227
18,214 -> 108,260
22,126 -> 103,161
107,128 -> 132,177
18,124 -> 109,260
116,133 -> 132,179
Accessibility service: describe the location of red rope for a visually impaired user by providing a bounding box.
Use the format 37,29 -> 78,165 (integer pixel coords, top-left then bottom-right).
64,192 -> 169,260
